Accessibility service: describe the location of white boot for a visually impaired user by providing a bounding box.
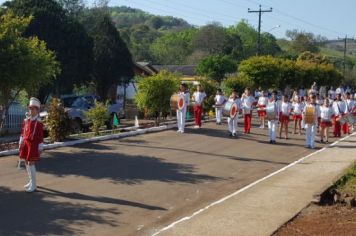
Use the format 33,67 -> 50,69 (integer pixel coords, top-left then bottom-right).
26,165 -> 37,193
24,164 -> 31,189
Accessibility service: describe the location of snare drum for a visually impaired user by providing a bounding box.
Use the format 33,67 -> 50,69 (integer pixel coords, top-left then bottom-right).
304,106 -> 315,124
266,104 -> 277,120
170,94 -> 185,110
223,101 -> 238,118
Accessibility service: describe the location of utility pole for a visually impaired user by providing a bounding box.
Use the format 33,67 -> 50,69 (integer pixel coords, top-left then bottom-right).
338,35 -> 352,77
248,5 -> 273,56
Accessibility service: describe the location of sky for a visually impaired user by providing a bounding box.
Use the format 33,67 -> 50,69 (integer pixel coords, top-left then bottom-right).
1,0 -> 354,39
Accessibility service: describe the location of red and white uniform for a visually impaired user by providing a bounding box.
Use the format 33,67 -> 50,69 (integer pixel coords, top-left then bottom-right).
19,116 -> 44,162
332,100 -> 346,137
320,106 -> 334,128
192,91 -> 206,127
292,102 -> 303,120
257,96 -> 268,117
280,102 -> 291,123
241,95 -> 255,133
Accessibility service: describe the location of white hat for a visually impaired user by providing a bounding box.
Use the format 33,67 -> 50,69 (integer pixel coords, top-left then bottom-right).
29,97 -> 41,108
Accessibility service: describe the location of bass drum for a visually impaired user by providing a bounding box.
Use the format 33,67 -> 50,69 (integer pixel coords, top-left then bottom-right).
304,106 -> 315,124
223,101 -> 238,118
170,94 -> 185,110
266,103 -> 277,120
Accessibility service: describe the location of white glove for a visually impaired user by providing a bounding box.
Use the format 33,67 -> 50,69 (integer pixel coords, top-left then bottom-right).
38,143 -> 44,153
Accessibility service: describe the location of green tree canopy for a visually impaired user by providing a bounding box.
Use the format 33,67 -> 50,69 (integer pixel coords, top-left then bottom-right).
0,11 -> 60,129
196,55 -> 237,84
81,8 -> 134,100
150,29 -> 197,64
5,0 -> 93,99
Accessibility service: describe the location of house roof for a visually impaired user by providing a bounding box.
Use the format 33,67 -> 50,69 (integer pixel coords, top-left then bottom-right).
133,62 -> 158,76
152,65 -> 197,76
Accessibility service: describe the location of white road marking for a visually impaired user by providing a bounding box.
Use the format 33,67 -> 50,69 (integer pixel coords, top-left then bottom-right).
151,132 -> 355,236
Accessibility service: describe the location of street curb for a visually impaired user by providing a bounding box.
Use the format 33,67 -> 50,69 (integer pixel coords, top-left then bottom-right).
0,119 -> 214,157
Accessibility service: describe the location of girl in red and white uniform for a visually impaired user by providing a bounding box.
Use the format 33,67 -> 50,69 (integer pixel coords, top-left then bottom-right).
227,90 -> 241,137
177,83 -> 190,133
257,90 -> 268,129
292,95 -> 303,135
19,97 -> 44,193
192,85 -> 206,128
319,98 -> 334,143
343,92 -> 354,134
268,91 -> 280,144
241,87 -> 255,134
279,95 -> 292,139
332,93 -> 346,137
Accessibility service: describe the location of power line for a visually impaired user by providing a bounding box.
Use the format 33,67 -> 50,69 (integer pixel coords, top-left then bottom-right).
248,4 -> 273,55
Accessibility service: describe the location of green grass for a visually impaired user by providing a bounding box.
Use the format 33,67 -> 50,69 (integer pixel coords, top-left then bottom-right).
335,163 -> 356,196
319,47 -> 356,64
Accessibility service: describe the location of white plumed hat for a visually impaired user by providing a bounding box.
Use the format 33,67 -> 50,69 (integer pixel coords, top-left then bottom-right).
29,97 -> 41,108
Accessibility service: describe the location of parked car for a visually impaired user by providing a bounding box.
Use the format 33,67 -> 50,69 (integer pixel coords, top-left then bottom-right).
40,95 -> 124,133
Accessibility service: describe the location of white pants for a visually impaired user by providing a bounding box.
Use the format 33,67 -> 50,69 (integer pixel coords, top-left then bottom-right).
305,124 -> 316,147
301,119 -> 305,129
215,107 -> 223,123
177,108 -> 187,132
268,120 -> 277,141
228,116 -> 238,134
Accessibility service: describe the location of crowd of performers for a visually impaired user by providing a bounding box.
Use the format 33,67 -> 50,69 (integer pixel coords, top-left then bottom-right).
174,83 -> 356,149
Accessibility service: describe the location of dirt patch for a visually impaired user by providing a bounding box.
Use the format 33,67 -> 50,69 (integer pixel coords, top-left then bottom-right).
0,142 -> 18,152
274,204 -> 356,236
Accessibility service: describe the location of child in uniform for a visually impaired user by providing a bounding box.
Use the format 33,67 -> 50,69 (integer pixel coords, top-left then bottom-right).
241,88 -> 255,134
303,94 -> 319,149
227,90 -> 240,137
214,89 -> 226,125
19,97 -> 44,193
257,90 -> 268,129
279,95 -> 292,139
192,85 -> 206,128
292,95 -> 303,135
177,83 -> 190,133
319,99 -> 334,143
268,91 -> 280,144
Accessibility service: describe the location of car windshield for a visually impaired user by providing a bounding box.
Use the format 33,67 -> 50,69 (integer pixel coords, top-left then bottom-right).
71,97 -> 90,108
62,97 -> 79,108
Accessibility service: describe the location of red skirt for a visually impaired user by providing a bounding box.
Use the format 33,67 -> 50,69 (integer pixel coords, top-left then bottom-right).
293,114 -> 302,121
19,140 -> 40,162
257,106 -> 266,117
280,115 -> 290,123
320,120 -> 332,128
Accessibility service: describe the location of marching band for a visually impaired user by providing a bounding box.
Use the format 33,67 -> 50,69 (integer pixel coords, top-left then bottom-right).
171,84 -> 356,149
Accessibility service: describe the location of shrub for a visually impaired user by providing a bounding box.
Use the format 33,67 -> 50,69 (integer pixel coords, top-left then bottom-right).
85,102 -> 110,135
222,74 -> 255,96
46,98 -> 71,142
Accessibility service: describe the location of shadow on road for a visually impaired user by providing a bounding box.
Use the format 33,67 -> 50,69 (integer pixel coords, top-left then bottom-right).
38,151 -> 222,185
0,186 -> 119,236
37,186 -> 167,211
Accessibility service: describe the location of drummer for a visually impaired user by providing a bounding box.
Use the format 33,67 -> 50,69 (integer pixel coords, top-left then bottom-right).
267,91 -> 279,144
303,94 -> 319,149
214,89 -> 226,125
257,90 -> 268,129
192,85 -> 206,129
332,93 -> 346,137
241,87 -> 255,134
177,83 -> 190,133
227,90 -> 240,137
292,95 -> 303,135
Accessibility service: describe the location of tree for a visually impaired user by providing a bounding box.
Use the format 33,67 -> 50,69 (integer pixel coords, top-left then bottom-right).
222,74 -> 255,95
135,71 -> 180,125
0,11 -> 60,130
286,30 -> 320,54
196,55 -> 237,84
150,29 -> 197,64
5,0 -> 93,99
56,0 -> 85,18
81,8 -> 134,100
192,23 -> 227,55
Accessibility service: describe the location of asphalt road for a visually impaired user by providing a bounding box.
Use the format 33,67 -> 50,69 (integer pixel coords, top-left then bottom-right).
0,119 -> 338,236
